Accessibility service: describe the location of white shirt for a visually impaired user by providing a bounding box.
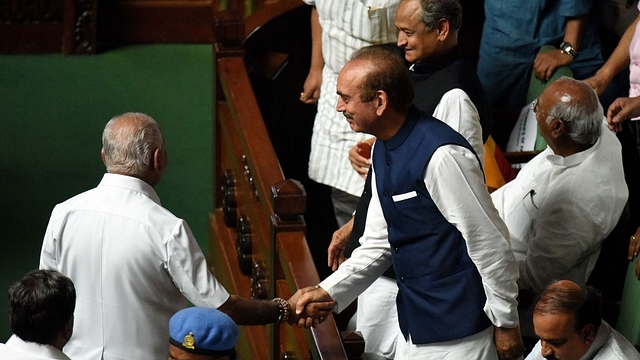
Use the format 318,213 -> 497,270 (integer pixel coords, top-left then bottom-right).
432,88 -> 485,165
0,335 -> 71,360
491,123 -> 628,293
320,143 -> 520,330
526,321 -> 640,360
40,173 -> 230,360
304,0 -> 401,196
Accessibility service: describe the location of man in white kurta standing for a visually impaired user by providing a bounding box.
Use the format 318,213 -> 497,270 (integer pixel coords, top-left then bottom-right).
39,113 -> 332,360
296,45 -> 524,360
300,0 -> 402,227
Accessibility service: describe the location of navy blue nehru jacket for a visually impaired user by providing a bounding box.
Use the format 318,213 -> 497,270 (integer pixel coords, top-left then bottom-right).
372,107 -> 491,344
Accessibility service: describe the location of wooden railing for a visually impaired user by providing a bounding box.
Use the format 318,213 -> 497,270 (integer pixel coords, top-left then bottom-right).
209,2 -> 351,359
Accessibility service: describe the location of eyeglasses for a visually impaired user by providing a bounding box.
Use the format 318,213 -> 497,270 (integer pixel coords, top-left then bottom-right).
531,98 -> 547,117
531,98 -> 563,123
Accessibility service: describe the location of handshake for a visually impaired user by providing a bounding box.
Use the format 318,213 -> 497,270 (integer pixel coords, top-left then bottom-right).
284,285 -> 336,328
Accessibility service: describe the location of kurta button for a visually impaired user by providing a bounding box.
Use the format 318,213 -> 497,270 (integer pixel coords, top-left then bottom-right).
400,276 -> 405,283
394,247 -> 399,253
386,160 -> 390,166
383,191 -> 387,197
387,221 -> 392,227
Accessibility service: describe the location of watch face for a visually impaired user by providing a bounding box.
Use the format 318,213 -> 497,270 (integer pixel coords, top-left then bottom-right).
560,42 -> 576,57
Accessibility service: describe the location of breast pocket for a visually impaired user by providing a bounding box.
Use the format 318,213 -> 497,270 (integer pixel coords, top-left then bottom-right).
392,190 -> 421,209
344,0 -> 399,43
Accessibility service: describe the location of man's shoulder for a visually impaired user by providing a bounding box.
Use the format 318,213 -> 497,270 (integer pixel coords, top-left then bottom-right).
50,182 -> 180,224
602,327 -> 640,359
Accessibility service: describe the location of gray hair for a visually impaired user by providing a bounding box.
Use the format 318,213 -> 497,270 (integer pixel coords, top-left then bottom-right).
546,77 -> 602,146
102,112 -> 164,177
418,0 -> 463,32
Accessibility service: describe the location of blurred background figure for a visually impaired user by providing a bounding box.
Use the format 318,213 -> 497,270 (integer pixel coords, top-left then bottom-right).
0,269 -> 75,360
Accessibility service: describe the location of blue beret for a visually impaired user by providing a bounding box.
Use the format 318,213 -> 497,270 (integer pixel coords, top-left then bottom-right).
169,307 -> 239,355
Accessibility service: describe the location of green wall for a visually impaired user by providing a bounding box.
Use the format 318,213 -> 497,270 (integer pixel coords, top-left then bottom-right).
0,45 -> 214,341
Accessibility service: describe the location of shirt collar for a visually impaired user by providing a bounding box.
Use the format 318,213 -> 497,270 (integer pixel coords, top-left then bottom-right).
544,134 -> 601,168
383,106 -> 422,150
408,47 -> 462,75
6,335 -> 71,360
98,173 -> 162,206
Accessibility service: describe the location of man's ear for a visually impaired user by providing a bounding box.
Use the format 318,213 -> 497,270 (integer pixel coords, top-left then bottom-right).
581,323 -> 596,345
152,148 -> 166,173
550,118 -> 565,138
101,148 -> 107,166
375,90 -> 388,116
436,18 -> 450,40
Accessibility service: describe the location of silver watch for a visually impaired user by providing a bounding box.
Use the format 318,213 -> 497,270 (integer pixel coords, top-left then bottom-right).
559,41 -> 577,59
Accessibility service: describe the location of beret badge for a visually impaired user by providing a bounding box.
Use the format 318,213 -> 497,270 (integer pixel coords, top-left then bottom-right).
183,331 -> 196,350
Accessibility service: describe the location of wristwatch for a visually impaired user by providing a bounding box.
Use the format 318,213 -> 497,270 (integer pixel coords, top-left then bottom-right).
559,41 -> 578,59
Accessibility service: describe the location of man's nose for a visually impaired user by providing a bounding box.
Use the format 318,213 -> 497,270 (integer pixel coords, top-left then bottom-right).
540,341 -> 553,358
397,32 -> 407,46
336,97 -> 345,111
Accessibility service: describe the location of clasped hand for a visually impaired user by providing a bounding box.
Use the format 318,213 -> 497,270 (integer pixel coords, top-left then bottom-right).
288,286 -> 336,328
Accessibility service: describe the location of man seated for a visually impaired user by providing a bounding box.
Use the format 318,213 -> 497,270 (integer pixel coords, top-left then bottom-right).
491,77 -> 628,295
527,280 -> 640,360
0,269 -> 76,360
169,307 -> 238,360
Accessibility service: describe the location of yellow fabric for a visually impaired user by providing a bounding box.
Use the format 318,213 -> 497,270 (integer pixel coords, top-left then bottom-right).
484,136 -> 507,191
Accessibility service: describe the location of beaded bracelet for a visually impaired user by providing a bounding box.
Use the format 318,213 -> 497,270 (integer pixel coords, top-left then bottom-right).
272,297 -> 290,324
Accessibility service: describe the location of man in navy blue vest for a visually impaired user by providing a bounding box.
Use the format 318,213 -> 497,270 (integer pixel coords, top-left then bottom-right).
293,45 -> 523,359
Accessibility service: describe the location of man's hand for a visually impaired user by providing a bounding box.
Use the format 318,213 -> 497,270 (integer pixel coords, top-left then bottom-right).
629,226 -> 640,261
300,69 -> 322,104
291,286 -> 336,328
533,50 -> 572,82
607,97 -> 640,132
328,218 -> 354,271
349,138 -> 375,178
494,326 -> 525,360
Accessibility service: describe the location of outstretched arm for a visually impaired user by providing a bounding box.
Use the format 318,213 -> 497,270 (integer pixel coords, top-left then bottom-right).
217,295 -> 283,325
218,291 -> 335,327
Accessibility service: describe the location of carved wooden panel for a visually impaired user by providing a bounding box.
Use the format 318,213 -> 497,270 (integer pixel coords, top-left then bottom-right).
0,0 -> 96,54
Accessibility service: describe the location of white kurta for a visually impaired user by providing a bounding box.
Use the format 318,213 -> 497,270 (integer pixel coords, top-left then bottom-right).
526,321 -> 640,360
320,142 -> 519,359
0,335 -> 71,360
491,123 -> 628,293
40,173 -> 230,360
353,88 -> 486,358
304,0 -> 401,196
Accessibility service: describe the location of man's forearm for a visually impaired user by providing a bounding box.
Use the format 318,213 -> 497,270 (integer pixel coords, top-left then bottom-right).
218,294 -> 279,325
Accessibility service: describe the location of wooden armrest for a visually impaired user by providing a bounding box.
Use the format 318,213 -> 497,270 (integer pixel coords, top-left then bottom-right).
503,151 -> 541,165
